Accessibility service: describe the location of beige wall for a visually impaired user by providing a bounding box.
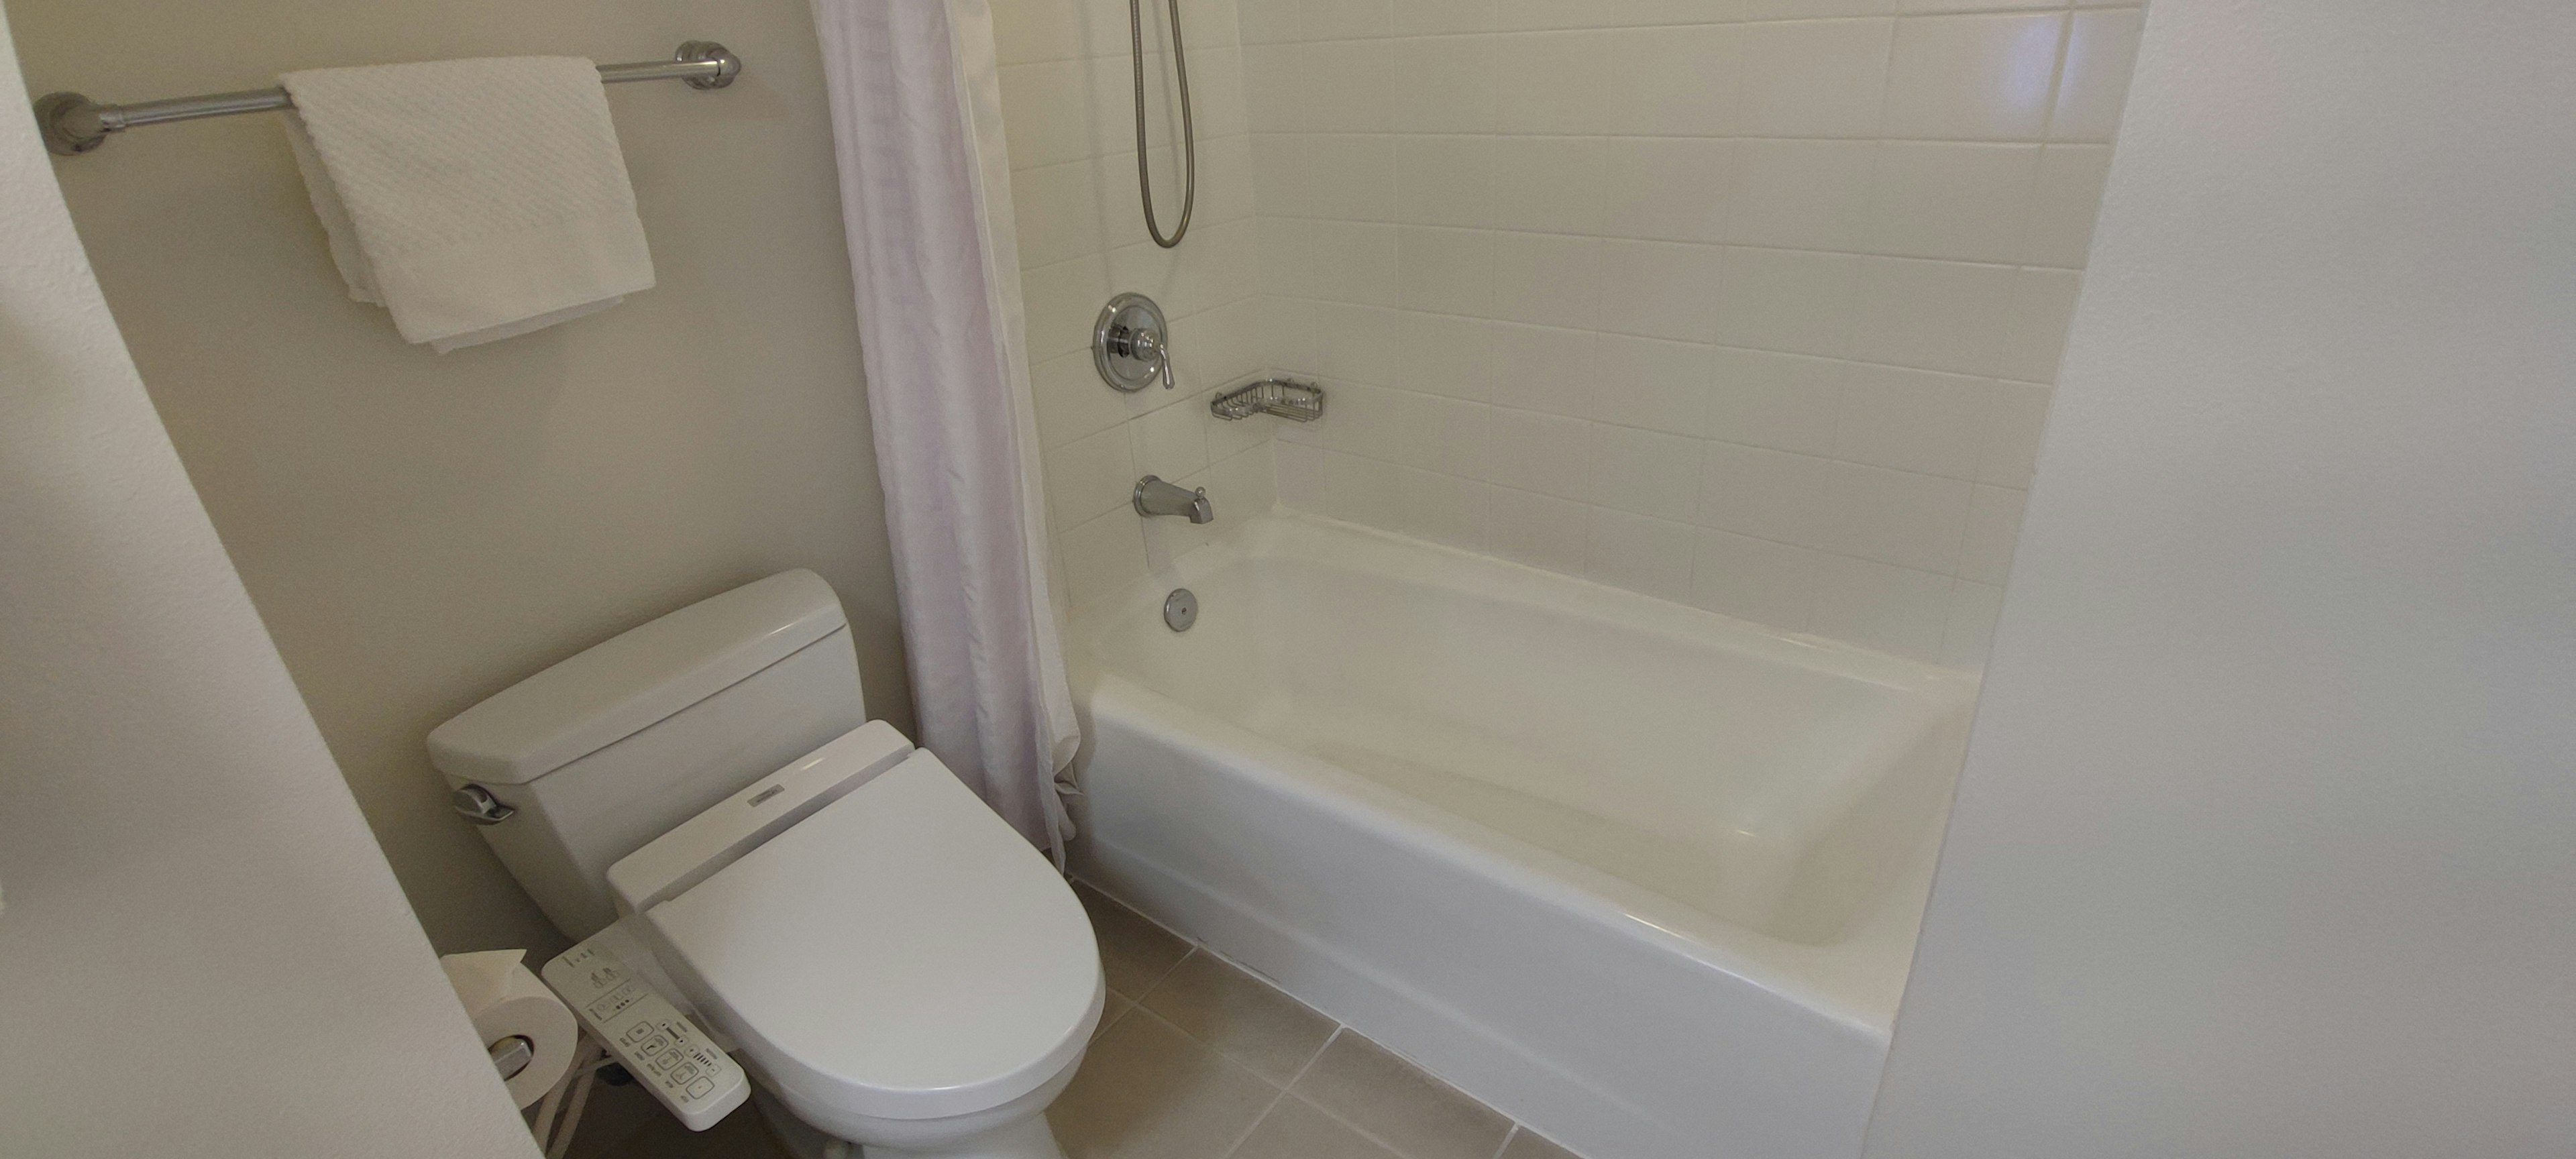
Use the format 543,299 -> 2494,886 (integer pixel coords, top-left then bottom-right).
7,0 -> 910,958
0,5 -> 535,1148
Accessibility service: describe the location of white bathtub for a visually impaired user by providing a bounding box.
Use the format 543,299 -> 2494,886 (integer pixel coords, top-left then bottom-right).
1067,514 -> 1976,1159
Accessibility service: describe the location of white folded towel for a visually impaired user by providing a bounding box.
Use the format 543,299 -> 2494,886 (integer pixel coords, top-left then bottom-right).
280,56 -> 655,352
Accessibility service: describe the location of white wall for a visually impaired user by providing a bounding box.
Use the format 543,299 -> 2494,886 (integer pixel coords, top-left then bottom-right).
1865,2 -> 2576,1155
995,0 -> 2151,665
994,0 -> 1280,610
7,0 -> 913,958
0,9 -> 538,1154
1239,0 -> 2141,666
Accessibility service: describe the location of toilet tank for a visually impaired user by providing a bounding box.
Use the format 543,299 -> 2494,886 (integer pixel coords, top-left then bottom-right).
428,570 -> 867,938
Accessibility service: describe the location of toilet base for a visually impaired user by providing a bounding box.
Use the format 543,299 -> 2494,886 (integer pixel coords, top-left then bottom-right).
753,1083 -> 1069,1159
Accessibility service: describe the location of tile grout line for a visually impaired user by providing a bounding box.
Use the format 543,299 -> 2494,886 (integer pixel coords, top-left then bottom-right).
1009,0 -> 2133,66
1273,1030 -> 1528,1159
1249,290 -> 2075,385
1006,3 -> 2121,68
1126,942 -> 1196,1009
1296,1081 -> 1517,1159
1082,882 -> 1541,1159
1216,1026 -> 1344,1159
1088,887 -> 1358,1159
1077,878 -> 1199,1005
1270,459 -> 1972,594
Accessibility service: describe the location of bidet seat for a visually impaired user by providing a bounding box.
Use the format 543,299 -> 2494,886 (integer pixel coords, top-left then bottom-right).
431,570 -> 1098,1156
639,748 -> 1104,1137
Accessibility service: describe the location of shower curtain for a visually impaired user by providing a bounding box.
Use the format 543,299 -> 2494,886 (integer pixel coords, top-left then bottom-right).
810,0 -> 1081,855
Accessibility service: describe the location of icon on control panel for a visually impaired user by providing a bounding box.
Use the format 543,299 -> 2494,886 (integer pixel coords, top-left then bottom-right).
544,934 -> 746,1132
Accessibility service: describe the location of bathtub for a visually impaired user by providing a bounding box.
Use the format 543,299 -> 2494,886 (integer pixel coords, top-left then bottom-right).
1066,514 -> 1976,1159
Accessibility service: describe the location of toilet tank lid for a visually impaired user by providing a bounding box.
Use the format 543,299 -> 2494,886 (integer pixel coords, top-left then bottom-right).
428,570 -> 848,785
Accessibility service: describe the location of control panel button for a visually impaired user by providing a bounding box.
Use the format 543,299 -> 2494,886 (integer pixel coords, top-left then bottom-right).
543,934 -> 747,1132
585,983 -> 644,1023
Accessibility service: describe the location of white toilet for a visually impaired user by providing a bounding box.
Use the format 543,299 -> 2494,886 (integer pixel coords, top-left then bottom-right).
428,570 -> 1102,1159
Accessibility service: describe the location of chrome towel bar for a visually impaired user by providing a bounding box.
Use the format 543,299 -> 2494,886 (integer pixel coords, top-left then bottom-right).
34,40 -> 741,157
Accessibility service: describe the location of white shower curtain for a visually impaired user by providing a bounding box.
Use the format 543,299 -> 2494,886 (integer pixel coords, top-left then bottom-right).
810,0 -> 1081,854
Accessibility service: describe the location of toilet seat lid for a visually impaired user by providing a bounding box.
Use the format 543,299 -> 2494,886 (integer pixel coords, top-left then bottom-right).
644,749 -> 1102,1122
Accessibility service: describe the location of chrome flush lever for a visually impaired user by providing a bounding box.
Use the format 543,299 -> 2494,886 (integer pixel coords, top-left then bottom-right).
451,784 -> 516,826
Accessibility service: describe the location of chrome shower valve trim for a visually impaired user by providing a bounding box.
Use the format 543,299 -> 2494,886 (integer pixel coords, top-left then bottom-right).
1095,292 -> 1175,392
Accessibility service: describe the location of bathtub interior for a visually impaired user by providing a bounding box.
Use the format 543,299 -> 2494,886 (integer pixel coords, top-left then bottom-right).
1081,514 -> 1976,947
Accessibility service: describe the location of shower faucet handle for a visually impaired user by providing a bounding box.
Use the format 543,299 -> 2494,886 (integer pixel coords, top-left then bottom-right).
1095,292 -> 1177,392
1133,327 -> 1175,390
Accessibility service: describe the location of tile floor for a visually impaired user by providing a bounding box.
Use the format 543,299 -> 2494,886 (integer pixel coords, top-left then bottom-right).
1056,883 -> 1580,1159
590,881 -> 1580,1159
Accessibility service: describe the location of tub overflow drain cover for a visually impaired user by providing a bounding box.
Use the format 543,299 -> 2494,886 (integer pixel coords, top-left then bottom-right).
1163,588 -> 1198,632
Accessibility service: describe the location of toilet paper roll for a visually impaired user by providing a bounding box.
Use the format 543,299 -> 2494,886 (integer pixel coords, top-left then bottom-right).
441,949 -> 580,1109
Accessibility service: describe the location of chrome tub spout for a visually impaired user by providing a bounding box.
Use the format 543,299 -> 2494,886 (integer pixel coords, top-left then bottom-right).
1134,476 -> 1214,524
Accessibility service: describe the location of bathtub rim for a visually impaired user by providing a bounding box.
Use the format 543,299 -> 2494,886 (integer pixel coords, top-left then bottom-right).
1065,510 -> 1980,1035
1077,510 -> 1980,704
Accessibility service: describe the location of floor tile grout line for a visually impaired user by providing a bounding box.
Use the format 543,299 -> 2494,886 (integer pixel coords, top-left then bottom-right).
1090,1003 -> 1296,1159
1118,921 -> 1350,1099
1172,940 -> 1338,1029
1079,879 -> 1538,1158
1105,891 -> 1343,1081
1277,1030 -> 1514,1159
1218,1026 -> 1343,1159
1095,991 -> 1135,1038
1126,942 -> 1197,1009
1301,1086 -> 1517,1159
1074,877 -> 1199,1005
1149,962 -> 1345,1086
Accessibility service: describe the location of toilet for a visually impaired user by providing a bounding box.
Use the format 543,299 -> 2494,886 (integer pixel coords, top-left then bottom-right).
427,570 -> 1101,1159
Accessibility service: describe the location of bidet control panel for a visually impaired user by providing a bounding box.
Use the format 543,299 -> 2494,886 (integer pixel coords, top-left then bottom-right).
543,938 -> 748,1131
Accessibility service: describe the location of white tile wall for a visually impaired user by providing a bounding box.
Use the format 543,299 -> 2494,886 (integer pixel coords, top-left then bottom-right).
996,0 -> 1279,611
994,0 -> 2143,665
1232,0 -> 2144,665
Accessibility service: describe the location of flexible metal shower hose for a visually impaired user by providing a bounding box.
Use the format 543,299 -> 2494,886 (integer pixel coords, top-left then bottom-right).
1128,0 -> 1195,247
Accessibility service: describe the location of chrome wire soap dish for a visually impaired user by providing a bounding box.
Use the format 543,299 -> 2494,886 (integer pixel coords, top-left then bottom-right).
1211,378 -> 1325,422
